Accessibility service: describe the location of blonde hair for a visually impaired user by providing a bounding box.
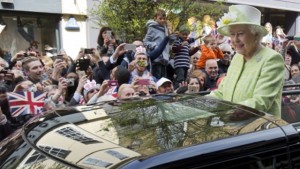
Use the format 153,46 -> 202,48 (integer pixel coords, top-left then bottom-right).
191,70 -> 206,85
117,84 -> 135,99
203,35 -> 216,45
40,55 -> 54,68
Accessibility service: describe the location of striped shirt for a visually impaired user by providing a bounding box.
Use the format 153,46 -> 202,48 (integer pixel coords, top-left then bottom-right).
172,38 -> 196,69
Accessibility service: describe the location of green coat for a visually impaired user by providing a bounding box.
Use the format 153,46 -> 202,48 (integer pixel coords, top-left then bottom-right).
209,47 -> 285,117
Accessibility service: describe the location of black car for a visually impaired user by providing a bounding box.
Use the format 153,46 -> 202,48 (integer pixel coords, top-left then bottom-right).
1,94 -> 300,169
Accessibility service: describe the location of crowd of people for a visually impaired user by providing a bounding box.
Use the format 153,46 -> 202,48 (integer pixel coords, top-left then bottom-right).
0,5 -> 299,141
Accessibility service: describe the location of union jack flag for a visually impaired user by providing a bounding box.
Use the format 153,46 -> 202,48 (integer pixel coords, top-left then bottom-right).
8,91 -> 46,117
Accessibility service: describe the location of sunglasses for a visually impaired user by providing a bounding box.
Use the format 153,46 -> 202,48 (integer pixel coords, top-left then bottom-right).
222,51 -> 231,55
88,89 -> 99,94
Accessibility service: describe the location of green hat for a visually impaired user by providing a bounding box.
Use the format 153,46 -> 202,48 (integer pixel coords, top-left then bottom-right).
179,25 -> 190,33
216,5 -> 268,36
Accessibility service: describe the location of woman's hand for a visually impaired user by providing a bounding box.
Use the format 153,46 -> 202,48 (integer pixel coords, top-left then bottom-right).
111,43 -> 127,61
76,75 -> 88,94
52,59 -> 66,80
97,80 -> 109,97
179,81 -> 188,87
75,50 -> 85,61
128,60 -> 136,72
35,82 -> 45,92
104,37 -> 110,47
11,51 -> 26,62
110,37 -> 117,45
58,77 -> 68,93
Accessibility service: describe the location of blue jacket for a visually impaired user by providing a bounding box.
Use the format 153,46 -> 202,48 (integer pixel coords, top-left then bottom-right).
143,20 -> 170,65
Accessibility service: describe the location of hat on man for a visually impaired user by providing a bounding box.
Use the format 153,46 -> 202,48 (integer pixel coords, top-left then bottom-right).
216,5 -> 268,36
156,77 -> 172,88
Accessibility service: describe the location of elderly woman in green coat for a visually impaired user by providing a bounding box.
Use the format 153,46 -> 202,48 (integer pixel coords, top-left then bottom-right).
209,5 -> 284,117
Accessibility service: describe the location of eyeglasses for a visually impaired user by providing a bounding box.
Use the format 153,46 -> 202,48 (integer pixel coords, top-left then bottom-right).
222,51 -> 231,55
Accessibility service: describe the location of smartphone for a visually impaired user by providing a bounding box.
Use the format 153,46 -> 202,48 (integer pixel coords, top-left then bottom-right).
106,30 -> 112,40
52,55 -> 64,61
188,85 -> 198,93
108,80 -> 118,87
124,44 -> 136,52
84,48 -> 93,54
78,59 -> 90,71
138,79 -> 150,85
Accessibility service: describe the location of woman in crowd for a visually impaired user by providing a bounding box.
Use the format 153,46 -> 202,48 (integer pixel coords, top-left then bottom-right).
210,5 -> 285,117
97,27 -> 121,56
186,76 -> 202,93
291,64 -> 300,78
117,84 -> 137,100
190,69 -> 206,89
273,25 -> 286,52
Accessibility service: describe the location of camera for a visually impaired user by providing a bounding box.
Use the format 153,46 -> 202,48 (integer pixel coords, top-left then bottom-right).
108,80 -> 118,87
77,59 -> 90,71
28,84 -> 37,92
84,48 -> 93,54
64,78 -> 75,86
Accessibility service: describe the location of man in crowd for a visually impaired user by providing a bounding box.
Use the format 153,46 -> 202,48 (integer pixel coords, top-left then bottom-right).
218,44 -> 233,74
156,77 -> 174,94
204,59 -> 220,90
22,57 -> 44,84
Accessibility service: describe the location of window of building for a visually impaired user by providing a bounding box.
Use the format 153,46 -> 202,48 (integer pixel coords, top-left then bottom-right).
24,150 -> 47,165
56,127 -> 101,144
83,157 -> 112,168
38,145 -> 71,159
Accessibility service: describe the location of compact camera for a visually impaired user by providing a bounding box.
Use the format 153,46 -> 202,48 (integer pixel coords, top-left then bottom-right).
28,84 -> 37,92
64,78 -> 75,86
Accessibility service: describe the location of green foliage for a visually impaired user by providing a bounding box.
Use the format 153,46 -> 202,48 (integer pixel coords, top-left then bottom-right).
90,0 -> 227,42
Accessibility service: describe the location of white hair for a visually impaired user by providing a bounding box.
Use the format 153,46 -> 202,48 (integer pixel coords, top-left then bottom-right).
248,25 -> 265,42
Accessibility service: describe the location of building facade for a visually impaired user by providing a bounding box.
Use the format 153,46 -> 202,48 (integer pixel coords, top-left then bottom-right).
0,0 -> 90,58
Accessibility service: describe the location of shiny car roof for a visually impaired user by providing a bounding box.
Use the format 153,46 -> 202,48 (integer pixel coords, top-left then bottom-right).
0,94 -> 289,169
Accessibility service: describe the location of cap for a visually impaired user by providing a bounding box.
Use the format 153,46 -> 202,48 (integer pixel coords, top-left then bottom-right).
156,77 -> 172,88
